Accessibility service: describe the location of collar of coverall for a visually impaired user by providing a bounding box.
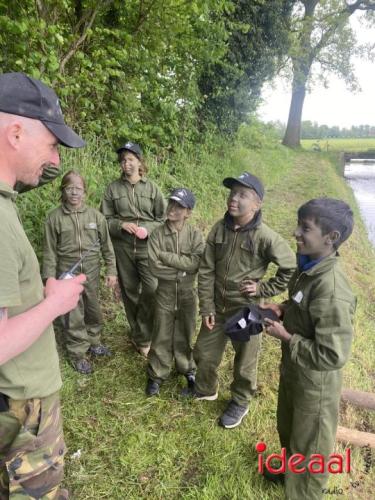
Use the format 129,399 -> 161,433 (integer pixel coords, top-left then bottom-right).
120,174 -> 148,184
62,203 -> 87,214
164,220 -> 188,235
299,251 -> 339,276
224,209 -> 262,232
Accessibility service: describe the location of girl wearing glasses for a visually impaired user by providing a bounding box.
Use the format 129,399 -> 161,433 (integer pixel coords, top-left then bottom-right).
101,142 -> 166,357
42,170 -> 118,374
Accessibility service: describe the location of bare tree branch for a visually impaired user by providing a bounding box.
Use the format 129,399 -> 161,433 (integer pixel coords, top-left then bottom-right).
59,2 -> 112,74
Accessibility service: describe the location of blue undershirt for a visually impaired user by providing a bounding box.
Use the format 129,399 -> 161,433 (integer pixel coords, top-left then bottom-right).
297,254 -> 325,272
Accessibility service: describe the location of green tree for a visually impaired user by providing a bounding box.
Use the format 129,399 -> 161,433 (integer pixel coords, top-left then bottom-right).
0,0 -> 230,147
198,0 -> 294,134
282,0 -> 375,148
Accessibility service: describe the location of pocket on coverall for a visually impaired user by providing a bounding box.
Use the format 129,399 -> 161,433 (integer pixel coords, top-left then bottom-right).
5,395 -> 66,498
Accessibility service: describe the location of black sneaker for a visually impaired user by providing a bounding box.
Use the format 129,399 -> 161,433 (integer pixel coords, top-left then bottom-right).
89,344 -> 112,356
146,379 -> 160,396
71,358 -> 92,375
180,386 -> 218,400
185,374 -> 195,390
219,400 -> 249,428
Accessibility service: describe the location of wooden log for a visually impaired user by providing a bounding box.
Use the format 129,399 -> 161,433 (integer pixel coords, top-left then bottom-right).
341,388 -> 375,411
336,426 -> 375,448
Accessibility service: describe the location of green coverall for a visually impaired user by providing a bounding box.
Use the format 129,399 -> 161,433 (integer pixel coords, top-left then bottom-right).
195,214 -> 296,406
279,253 -> 356,500
42,204 -> 117,361
101,175 -> 166,347
147,221 -> 205,383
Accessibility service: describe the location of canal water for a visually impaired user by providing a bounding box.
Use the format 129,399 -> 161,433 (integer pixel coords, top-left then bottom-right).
344,160 -> 375,246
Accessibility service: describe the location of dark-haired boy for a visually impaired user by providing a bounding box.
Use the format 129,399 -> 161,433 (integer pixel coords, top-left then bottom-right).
264,198 -> 356,499
146,188 -> 205,396
185,172 -> 296,429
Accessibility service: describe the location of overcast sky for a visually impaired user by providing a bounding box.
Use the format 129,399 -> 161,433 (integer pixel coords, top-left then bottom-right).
258,13 -> 375,128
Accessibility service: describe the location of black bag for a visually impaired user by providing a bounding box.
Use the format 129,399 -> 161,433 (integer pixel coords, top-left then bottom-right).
224,304 -> 279,342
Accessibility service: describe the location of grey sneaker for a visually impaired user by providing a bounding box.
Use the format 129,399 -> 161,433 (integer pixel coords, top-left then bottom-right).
219,400 -> 249,428
71,358 -> 92,375
89,344 -> 112,356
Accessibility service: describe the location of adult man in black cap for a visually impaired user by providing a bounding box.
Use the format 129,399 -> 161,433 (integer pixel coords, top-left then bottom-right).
0,72 -> 86,499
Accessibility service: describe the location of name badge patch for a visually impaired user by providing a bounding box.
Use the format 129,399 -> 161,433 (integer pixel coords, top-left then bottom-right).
292,290 -> 303,303
86,222 -> 98,230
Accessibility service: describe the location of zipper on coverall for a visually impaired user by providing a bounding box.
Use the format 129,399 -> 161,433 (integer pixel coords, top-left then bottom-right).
74,212 -> 83,273
221,231 -> 238,312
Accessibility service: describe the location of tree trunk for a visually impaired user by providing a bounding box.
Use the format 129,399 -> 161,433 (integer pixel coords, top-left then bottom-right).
282,74 -> 307,148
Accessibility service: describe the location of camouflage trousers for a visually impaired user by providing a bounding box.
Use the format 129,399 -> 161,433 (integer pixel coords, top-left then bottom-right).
0,392 -> 68,499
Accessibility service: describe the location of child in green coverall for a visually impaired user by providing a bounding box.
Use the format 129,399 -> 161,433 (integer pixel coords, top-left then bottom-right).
43,171 -> 118,374
184,172 -> 296,429
146,188 -> 205,396
263,198 -> 356,500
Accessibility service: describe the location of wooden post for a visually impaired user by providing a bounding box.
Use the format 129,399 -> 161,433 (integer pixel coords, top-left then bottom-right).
341,389 -> 375,411
336,426 -> 375,448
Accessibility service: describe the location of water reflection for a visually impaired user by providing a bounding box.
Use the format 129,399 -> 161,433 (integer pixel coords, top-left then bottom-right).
345,161 -> 375,245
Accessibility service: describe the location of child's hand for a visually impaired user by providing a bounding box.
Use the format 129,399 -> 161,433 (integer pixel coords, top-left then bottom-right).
264,318 -> 292,343
121,222 -> 138,234
259,302 -> 285,319
105,275 -> 118,288
202,314 -> 215,330
239,279 -> 258,297
105,276 -> 121,302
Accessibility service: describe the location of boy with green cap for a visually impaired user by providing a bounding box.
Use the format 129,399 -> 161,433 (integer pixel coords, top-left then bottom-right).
146,188 -> 205,396
263,198 -> 356,500
183,172 -> 296,429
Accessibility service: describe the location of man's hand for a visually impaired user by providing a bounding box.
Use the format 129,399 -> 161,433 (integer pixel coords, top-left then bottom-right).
121,222 -> 138,234
259,302 -> 285,319
44,274 -> 85,316
264,318 -> 292,343
203,314 -> 215,330
239,279 -> 258,297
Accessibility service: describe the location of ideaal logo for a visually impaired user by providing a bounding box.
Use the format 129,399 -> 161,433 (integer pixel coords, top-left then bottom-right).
255,442 -> 351,475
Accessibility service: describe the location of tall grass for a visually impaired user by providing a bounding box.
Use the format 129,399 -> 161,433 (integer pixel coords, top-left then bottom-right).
16,132 -> 375,499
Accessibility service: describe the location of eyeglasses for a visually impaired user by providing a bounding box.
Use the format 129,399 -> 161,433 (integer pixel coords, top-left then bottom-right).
65,186 -> 84,194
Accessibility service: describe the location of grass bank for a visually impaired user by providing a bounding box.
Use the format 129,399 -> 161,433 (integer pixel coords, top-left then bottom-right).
18,137 -> 375,499
302,137 -> 375,152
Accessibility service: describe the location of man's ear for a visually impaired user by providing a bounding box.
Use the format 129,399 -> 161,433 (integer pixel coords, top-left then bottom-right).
6,122 -> 23,150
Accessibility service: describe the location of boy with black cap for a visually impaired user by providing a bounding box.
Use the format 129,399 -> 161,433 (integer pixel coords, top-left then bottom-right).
0,73 -> 85,498
146,188 -> 205,395
184,172 -> 296,429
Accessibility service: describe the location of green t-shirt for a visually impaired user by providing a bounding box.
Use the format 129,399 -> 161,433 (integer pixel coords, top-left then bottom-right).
0,181 -> 62,399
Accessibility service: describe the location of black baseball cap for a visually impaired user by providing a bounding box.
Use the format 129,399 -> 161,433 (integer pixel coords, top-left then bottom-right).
224,304 -> 279,342
116,141 -> 143,158
0,72 -> 85,148
169,188 -> 196,209
223,172 -> 264,200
